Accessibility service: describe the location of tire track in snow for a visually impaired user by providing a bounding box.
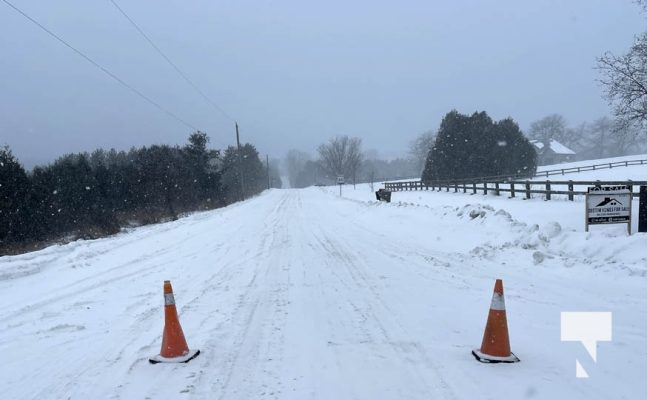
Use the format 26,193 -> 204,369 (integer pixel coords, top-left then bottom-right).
207,192 -> 294,400
1,196 -> 286,400
142,191 -> 295,400
308,213 -> 460,399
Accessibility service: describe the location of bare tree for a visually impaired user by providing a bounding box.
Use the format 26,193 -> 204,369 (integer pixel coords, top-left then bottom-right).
529,113 -> 589,151
567,117 -> 645,160
586,117 -> 621,158
408,130 -> 436,175
529,114 -> 567,142
597,33 -> 647,131
283,149 -> 311,188
588,117 -> 645,156
563,121 -> 588,159
317,136 -> 363,185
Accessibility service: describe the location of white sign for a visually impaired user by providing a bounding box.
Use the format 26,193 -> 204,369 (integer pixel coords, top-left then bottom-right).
337,175 -> 344,184
585,186 -> 632,233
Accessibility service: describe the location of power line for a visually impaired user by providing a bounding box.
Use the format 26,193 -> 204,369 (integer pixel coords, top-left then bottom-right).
108,0 -> 235,123
1,0 -> 198,131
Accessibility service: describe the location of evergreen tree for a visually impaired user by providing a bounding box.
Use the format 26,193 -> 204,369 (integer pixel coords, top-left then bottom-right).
184,131 -> 217,206
0,132 -> 258,254
220,143 -> 265,202
422,110 -> 537,182
220,146 -> 243,203
240,143 -> 266,195
0,146 -> 32,245
47,153 -> 115,237
495,118 -> 538,177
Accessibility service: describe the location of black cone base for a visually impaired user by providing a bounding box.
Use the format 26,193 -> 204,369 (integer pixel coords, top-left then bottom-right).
149,349 -> 201,364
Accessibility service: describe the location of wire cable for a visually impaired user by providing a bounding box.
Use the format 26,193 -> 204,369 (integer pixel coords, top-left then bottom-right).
1,0 -> 198,131
108,0 -> 235,123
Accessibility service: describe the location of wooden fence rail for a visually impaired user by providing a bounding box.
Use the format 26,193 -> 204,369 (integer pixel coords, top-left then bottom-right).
536,159 -> 647,178
405,158 -> 647,187
384,179 -> 647,201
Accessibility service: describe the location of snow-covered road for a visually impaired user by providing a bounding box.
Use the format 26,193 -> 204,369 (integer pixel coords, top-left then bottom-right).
1,187 -> 646,399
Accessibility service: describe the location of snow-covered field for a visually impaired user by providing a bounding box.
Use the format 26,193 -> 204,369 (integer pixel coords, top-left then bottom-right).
537,154 -> 647,173
1,158 -> 646,399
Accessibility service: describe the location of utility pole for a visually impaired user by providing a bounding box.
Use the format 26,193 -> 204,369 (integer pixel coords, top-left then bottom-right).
266,154 -> 270,190
235,122 -> 246,200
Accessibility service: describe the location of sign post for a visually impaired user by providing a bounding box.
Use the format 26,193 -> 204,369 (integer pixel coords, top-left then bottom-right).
585,185 -> 632,234
337,175 -> 344,197
640,186 -> 647,233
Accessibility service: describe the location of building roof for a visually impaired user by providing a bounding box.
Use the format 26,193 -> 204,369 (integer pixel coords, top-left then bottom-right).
529,139 -> 576,155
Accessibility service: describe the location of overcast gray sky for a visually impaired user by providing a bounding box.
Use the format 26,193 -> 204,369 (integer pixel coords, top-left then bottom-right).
1,0 -> 645,168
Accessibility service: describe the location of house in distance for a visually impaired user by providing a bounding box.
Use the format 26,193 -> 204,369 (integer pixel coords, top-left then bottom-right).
529,139 -> 576,165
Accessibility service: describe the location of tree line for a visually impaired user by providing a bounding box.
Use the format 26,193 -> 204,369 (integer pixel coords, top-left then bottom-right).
526,114 -> 647,160
286,109 -> 647,191
0,132 -> 280,255
284,137 -> 421,189
277,0 -> 647,191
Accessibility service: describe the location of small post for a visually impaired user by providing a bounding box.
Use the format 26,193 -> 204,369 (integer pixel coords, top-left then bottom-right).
639,186 -> 647,233
546,181 -> 551,201
483,182 -> 488,195
568,180 -> 574,201
585,192 -> 589,232
525,181 -> 531,199
266,154 -> 270,190
495,182 -> 500,196
472,183 -> 477,194
510,182 -> 515,198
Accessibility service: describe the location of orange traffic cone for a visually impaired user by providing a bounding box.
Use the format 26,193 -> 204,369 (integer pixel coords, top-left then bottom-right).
472,279 -> 520,363
149,280 -> 200,364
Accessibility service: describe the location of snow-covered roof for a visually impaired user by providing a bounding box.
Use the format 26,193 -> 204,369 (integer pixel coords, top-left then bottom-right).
529,139 -> 576,155
549,140 -> 576,155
